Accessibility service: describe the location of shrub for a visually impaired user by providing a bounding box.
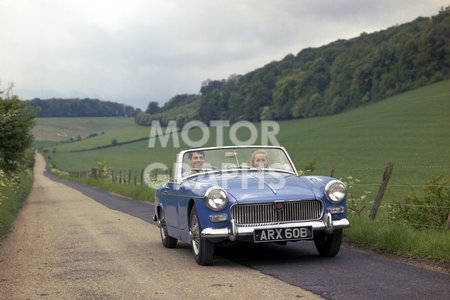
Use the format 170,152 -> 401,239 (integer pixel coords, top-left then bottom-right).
342,176 -> 371,216
95,160 -> 110,179
389,175 -> 449,230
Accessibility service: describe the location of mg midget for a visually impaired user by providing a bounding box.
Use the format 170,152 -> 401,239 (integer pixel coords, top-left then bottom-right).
153,146 -> 350,265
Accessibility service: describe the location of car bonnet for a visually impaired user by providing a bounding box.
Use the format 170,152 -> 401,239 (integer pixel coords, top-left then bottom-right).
194,171 -> 317,203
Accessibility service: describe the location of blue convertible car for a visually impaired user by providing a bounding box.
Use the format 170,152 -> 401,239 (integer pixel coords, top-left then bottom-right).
154,146 -> 350,265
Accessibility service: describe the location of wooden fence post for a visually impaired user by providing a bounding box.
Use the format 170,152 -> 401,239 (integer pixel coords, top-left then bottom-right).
330,166 -> 335,177
370,162 -> 394,220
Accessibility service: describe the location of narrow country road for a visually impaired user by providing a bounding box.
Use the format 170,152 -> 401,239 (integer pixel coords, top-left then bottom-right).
0,153 -> 319,299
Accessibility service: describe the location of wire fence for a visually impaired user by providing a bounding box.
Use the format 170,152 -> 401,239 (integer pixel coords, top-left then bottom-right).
66,163 -> 449,229
67,168 -> 171,186
323,164 -> 449,229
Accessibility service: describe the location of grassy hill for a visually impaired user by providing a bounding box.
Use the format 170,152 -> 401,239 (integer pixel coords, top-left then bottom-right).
33,117 -> 136,142
38,80 -> 450,211
42,79 -> 449,169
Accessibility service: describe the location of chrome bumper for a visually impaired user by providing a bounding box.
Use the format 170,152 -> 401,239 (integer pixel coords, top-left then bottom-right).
201,213 -> 350,241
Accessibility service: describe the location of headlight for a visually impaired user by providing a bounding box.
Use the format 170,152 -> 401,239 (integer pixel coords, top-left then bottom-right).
325,180 -> 347,203
204,187 -> 228,211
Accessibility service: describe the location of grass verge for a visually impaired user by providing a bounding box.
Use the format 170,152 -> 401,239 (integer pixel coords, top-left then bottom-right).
0,162 -> 34,240
52,172 -> 155,203
345,214 -> 450,262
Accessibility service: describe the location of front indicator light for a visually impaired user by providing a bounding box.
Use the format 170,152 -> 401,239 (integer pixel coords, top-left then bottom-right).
210,214 -> 228,222
328,207 -> 345,214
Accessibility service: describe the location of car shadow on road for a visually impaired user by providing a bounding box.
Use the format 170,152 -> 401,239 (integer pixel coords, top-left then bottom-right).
215,241 -> 338,266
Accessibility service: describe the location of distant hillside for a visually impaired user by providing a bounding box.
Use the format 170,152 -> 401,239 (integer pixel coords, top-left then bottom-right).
27,98 -> 138,117
135,94 -> 201,126
136,7 -> 449,126
47,80 -> 450,176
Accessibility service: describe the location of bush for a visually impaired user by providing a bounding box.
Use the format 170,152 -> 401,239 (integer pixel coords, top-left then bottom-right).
341,176 -> 371,216
389,175 -> 449,230
0,150 -> 34,238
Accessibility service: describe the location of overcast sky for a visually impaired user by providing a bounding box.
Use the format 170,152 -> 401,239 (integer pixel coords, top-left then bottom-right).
0,0 -> 447,110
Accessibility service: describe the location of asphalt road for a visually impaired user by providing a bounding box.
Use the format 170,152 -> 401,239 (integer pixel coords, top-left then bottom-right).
1,153 -> 449,299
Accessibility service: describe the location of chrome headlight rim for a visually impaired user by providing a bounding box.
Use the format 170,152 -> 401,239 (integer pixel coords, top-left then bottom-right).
204,187 -> 228,211
325,180 -> 347,203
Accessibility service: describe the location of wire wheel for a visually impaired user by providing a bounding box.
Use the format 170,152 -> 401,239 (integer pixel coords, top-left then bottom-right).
159,211 -> 177,248
190,206 -> 215,265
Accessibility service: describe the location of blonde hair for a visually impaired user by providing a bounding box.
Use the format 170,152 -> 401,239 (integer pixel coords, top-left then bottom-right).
251,150 -> 269,167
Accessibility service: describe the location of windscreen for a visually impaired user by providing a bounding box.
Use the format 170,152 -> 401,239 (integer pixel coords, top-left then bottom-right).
181,147 -> 295,177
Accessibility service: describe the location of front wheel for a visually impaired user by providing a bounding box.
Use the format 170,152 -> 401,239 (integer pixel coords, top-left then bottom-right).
190,206 -> 215,265
313,229 -> 342,257
159,210 -> 177,248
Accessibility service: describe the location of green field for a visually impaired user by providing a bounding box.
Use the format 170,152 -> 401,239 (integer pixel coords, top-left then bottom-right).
33,117 -> 136,142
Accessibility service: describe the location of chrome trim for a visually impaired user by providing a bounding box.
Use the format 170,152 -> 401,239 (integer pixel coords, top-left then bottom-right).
324,212 -> 333,233
230,199 -> 323,226
201,218 -> 350,239
229,219 -> 237,241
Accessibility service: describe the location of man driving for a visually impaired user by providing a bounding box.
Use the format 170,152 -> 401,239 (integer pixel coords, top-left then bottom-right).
186,150 -> 205,175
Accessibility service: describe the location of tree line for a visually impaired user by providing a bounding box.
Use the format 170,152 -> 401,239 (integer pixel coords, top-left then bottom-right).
135,7 -> 449,126
26,98 -> 138,117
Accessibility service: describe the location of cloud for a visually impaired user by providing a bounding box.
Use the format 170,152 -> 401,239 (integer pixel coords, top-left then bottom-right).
0,0 -> 446,109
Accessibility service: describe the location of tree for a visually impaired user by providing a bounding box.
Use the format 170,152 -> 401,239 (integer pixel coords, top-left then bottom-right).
0,84 -> 38,173
200,79 -> 224,95
146,101 -> 160,114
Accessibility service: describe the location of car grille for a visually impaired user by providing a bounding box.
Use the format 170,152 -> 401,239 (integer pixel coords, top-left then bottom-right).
230,200 -> 323,226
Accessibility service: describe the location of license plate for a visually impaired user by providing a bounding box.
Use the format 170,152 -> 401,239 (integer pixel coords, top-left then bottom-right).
254,226 -> 313,243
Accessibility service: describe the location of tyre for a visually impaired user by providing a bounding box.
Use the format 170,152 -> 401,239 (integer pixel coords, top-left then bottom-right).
159,210 -> 177,248
313,229 -> 342,257
190,206 -> 215,265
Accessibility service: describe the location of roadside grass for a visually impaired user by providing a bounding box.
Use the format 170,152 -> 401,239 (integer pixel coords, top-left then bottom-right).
345,213 -> 450,262
52,171 -> 155,203
0,157 -> 34,240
